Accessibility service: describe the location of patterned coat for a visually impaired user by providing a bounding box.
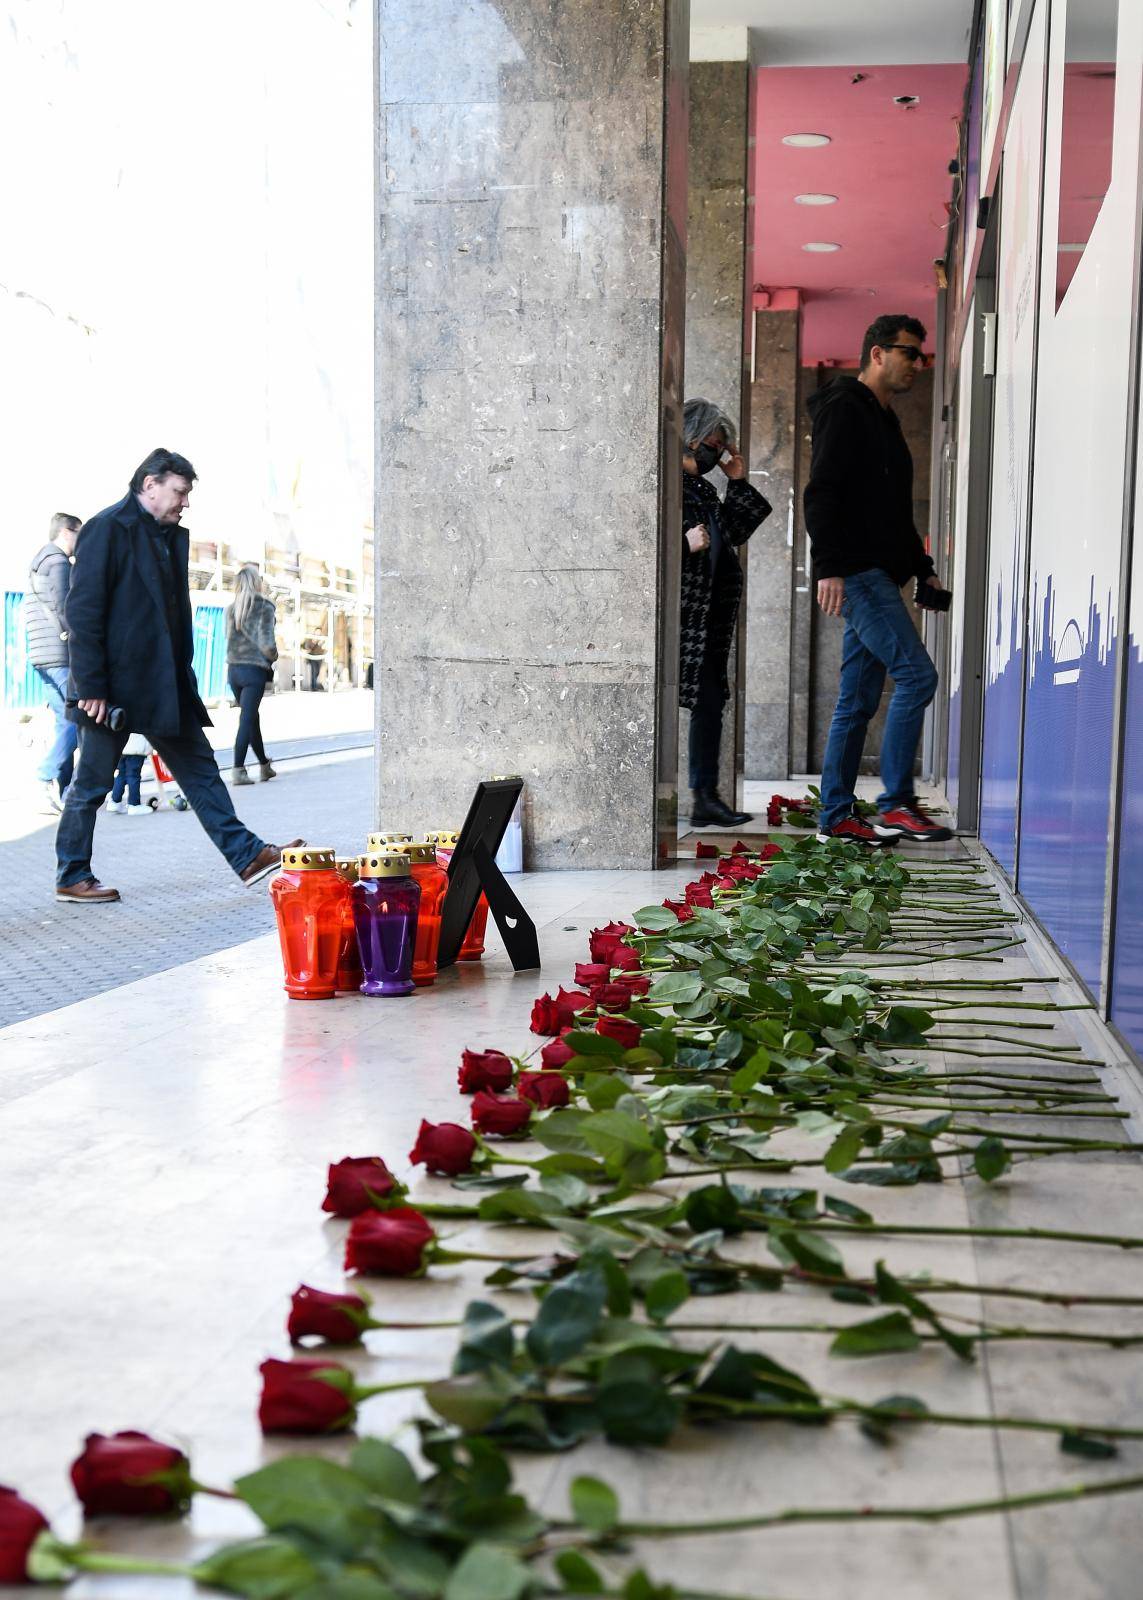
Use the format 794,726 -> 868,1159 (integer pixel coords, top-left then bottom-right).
680,473 -> 772,709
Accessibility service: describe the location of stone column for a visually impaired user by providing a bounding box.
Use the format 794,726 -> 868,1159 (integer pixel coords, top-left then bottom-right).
744,299 -> 800,778
681,46 -> 750,811
374,0 -> 688,869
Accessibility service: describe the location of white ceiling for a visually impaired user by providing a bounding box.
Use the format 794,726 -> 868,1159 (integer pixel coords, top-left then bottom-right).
690,0 -> 976,66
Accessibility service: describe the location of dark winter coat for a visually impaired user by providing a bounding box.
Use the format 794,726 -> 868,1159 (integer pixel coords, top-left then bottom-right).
804,376 -> 935,586
680,473 -> 772,710
225,594 -> 278,670
65,491 -> 209,735
25,542 -> 73,668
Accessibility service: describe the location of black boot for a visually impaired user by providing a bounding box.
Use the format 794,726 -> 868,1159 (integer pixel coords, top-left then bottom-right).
690,789 -> 753,828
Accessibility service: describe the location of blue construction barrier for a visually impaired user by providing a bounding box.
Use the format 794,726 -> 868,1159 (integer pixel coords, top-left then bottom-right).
3,592 -> 228,710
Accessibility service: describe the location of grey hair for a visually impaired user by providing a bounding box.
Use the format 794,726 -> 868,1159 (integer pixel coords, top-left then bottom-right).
683,398 -> 737,450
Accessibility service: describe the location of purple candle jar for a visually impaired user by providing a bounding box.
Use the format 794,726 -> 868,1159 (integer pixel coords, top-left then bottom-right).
352,852 -> 421,997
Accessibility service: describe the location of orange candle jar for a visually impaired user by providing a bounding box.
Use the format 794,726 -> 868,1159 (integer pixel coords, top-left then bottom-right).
334,857 -> 364,992
269,846 -> 347,1000
406,842 -> 449,987
426,828 -> 487,962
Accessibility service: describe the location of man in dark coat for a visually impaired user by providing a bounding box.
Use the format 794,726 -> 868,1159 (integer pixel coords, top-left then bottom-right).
26,512 -> 81,811
804,313 -> 952,846
681,398 -> 772,828
55,447 -> 301,903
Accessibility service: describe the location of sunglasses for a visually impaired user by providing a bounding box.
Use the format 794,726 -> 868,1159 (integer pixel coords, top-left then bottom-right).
883,344 -> 930,366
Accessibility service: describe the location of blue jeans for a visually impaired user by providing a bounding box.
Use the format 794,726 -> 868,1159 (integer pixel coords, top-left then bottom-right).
111,753 -> 145,806
33,664 -> 78,791
819,568 -> 939,831
56,719 -> 266,887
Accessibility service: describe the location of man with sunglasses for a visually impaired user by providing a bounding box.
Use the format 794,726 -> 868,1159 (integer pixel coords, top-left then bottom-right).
804,313 -> 951,845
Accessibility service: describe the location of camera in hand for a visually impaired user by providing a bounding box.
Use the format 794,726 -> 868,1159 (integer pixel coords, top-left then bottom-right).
66,699 -> 127,732
915,580 -> 952,612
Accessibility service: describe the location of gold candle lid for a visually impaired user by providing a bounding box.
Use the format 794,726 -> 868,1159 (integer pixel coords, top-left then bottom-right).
335,856 -> 359,882
358,851 -> 412,879
405,841 -> 438,864
425,829 -> 459,848
367,830 -> 413,849
281,846 -> 337,871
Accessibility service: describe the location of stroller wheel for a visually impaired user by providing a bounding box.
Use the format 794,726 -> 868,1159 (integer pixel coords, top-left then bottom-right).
148,797 -> 159,811
174,796 -> 189,811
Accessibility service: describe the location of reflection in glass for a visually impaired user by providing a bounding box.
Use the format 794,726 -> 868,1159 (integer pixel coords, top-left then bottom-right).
1056,0 -> 1118,309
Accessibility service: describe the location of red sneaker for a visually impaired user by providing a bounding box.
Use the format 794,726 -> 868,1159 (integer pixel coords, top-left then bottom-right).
815,815 -> 892,847
876,802 -> 953,842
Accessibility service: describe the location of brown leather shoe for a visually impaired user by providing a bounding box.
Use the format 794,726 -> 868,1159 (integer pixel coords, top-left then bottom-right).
57,878 -> 121,904
241,838 -> 305,886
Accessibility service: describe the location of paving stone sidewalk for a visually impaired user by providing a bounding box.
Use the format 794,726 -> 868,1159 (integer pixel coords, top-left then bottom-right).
2,745 -> 373,1029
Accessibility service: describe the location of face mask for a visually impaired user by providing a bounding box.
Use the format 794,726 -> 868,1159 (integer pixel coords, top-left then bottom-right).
692,443 -> 722,475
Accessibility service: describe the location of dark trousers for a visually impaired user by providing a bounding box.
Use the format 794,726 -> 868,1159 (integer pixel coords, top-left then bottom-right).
688,652 -> 726,793
228,664 -> 270,767
307,658 -> 322,691
56,719 -> 265,887
110,753 -> 145,806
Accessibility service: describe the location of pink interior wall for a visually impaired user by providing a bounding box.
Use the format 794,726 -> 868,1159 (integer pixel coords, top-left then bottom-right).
752,64 -> 967,364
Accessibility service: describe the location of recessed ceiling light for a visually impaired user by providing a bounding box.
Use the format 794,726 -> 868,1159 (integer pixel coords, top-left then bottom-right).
794,193 -> 838,206
782,133 -> 831,148
802,241 -> 841,253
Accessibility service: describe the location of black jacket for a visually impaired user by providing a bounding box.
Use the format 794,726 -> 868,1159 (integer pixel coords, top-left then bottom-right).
25,542 -> 72,668
680,474 -> 771,709
803,376 -> 934,585
65,492 -> 209,734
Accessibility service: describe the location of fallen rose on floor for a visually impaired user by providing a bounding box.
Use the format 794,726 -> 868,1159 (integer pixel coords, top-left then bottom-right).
588,922 -> 634,963
409,1119 -> 477,1175
287,1284 -> 372,1345
320,1156 -> 397,1217
541,1036 -> 576,1069
257,1358 -> 355,1434
596,1014 -> 642,1049
471,1090 -> 533,1137
0,1486 -> 48,1582
70,1432 -> 193,1518
457,1048 -> 514,1094
517,1070 -> 571,1109
573,961 -> 612,987
344,1207 -> 436,1276
589,980 -> 633,1011
530,986 -> 592,1035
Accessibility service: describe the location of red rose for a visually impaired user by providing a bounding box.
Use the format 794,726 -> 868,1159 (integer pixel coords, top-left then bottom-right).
696,841 -> 720,858
609,942 -> 642,972
345,1207 -> 436,1276
592,981 -> 634,1011
766,799 -> 783,824
287,1284 -> 371,1345
732,839 -> 753,853
759,843 -> 782,861
596,1015 -> 642,1050
541,1036 -> 576,1069
662,898 -> 694,923
588,922 -> 633,963
715,874 -> 737,891
70,1431 -> 191,1518
695,870 -> 719,886
555,986 -> 590,1026
458,1048 -> 514,1093
409,1119 -> 477,1175
530,993 -> 561,1034
258,1358 -> 354,1434
471,1090 -> 533,1137
321,1156 -> 396,1218
684,884 -> 714,908
574,961 -> 612,987
0,1487 -> 49,1582
612,972 -> 651,998
517,1070 -> 571,1109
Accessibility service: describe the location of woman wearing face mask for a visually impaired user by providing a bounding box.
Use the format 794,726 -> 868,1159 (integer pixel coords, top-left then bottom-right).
681,398 -> 772,828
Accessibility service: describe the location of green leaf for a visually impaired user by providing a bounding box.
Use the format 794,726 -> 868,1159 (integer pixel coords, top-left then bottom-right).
768,1228 -> 845,1278
830,1311 -> 921,1358
562,1029 -> 625,1059
647,972 -> 704,1006
425,1369 -> 518,1431
191,1537 -> 322,1599
555,1550 -> 605,1592
532,1110 -> 592,1154
583,1072 -> 630,1111
454,1300 -> 516,1373
525,1265 -> 608,1367
570,1475 -> 620,1533
874,1260 -> 974,1363
823,1194 -> 873,1224
348,1439 -> 420,1504
296,1577 -> 399,1600
443,1542 -> 533,1600
859,1392 -> 930,1446
643,1268 -> 690,1322
233,1460 -> 373,1556
633,905 -> 680,931
478,1189 -> 566,1225
730,1047 -> 771,1093
973,1136 -> 1011,1183
1059,1430 -> 1118,1460
540,1171 -> 593,1210
683,1184 -> 741,1234
823,1123 -> 867,1174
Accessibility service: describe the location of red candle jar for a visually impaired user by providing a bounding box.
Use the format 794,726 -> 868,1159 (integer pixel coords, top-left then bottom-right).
269,846 -> 347,1000
334,857 -> 364,992
406,842 -> 448,987
426,828 -> 488,963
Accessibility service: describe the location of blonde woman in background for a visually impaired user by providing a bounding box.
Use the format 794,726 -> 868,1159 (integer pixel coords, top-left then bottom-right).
225,565 -> 278,785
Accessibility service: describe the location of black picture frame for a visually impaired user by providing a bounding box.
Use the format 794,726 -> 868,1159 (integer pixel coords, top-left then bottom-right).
436,777 -> 540,972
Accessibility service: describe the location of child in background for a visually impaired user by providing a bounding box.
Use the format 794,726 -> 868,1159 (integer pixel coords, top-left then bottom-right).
106,733 -> 152,816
